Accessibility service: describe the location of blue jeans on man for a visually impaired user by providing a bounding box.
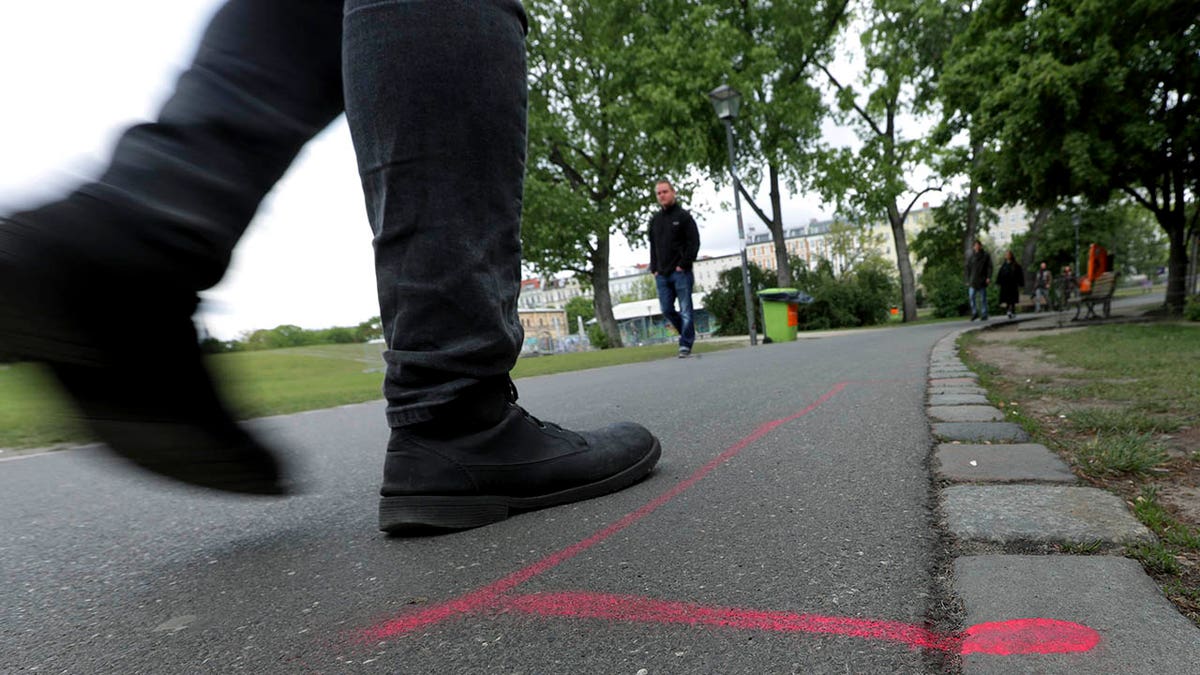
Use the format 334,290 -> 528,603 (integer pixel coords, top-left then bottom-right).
655,270 -> 695,352
969,286 -> 989,320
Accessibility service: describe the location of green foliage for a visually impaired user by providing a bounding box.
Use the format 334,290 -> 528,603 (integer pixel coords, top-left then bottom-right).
707,257 -> 898,335
199,337 -> 235,354
355,316 -> 383,342
704,262 -> 776,336
792,257 -> 899,330
941,0 -> 1200,313
920,264 -> 971,318
1072,432 -> 1168,478
810,0 -> 961,320
1023,202 -> 1168,276
521,0 -> 732,344
1133,486 -> 1200,550
564,296 -> 594,334
203,317 -> 382,354
911,194 -> 998,273
1186,296 -> 1200,322
585,323 -> 611,350
1130,543 -> 1182,576
617,275 -> 657,304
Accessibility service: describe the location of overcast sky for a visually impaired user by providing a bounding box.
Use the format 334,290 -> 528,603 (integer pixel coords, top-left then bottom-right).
0,2 -> 933,340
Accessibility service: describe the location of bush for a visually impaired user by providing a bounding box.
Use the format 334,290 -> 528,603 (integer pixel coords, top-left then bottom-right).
704,262 -> 776,335
706,257 -> 899,334
919,263 -> 1001,319
1185,295 -> 1200,322
921,264 -> 970,318
793,258 -> 898,330
585,323 -> 611,349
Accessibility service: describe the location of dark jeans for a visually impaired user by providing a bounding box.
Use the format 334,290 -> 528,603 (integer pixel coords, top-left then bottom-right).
655,270 -> 695,350
35,0 -> 529,427
969,285 -> 988,319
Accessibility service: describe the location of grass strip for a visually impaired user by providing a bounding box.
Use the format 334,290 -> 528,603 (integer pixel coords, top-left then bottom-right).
0,339 -> 743,449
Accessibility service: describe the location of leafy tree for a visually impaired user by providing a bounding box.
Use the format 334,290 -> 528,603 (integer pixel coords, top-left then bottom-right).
792,256 -> 898,328
521,0 -> 730,348
825,219 -> 887,274
564,296 -> 594,335
1012,201 -> 1168,278
355,316 -> 382,343
942,0 -> 1199,314
813,0 -> 958,322
911,194 -> 998,315
617,275 -> 658,304
316,327 -> 357,344
705,262 -> 775,336
694,0 -> 851,287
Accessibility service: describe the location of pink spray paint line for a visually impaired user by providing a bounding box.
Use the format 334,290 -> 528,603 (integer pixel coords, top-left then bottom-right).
496,592 -> 1100,656
354,381 -> 1101,657
357,383 -> 848,642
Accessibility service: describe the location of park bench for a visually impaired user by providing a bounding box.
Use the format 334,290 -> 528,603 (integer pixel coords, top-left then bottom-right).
1073,271 -> 1119,320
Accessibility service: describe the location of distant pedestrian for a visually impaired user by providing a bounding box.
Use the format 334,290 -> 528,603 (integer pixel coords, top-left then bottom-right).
648,179 -> 700,357
1033,262 -> 1052,312
965,239 -> 993,321
996,250 -> 1023,319
1060,265 -> 1077,308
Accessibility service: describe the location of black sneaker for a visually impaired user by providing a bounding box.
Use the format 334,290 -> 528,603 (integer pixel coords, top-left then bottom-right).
0,203 -> 289,495
678,347 -> 691,358
378,383 -> 661,533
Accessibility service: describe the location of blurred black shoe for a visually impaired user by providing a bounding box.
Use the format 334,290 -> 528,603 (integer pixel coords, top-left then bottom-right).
0,199 -> 289,495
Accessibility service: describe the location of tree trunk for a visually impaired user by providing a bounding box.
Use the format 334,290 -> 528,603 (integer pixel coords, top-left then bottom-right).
1021,207 -> 1052,292
768,163 -> 793,287
590,230 -> 624,347
886,202 -> 918,321
1158,208 -> 1188,316
1188,231 -> 1199,297
962,140 -> 983,281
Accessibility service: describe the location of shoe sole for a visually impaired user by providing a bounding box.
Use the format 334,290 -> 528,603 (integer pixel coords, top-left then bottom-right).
378,438 -> 662,533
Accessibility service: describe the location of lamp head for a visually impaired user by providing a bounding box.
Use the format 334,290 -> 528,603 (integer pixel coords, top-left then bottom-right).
708,84 -> 742,121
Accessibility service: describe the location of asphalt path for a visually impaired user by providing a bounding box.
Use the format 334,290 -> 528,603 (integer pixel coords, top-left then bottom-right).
2,321 -> 959,673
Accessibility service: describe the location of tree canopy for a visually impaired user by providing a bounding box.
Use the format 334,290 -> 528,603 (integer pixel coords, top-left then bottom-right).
941,0 -> 1199,312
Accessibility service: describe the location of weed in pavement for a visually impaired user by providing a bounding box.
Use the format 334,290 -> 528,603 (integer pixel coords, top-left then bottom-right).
1072,433 -> 1169,478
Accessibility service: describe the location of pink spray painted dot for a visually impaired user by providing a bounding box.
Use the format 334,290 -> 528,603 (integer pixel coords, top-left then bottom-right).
960,618 -> 1101,655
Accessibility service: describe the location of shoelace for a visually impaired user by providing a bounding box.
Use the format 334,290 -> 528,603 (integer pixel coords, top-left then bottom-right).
506,376 -> 564,432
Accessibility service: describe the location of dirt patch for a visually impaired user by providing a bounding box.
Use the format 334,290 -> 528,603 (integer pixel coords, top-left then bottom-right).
964,338 -> 1084,379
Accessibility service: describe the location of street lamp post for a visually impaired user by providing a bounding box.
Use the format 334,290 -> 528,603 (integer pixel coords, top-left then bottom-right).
708,84 -> 757,346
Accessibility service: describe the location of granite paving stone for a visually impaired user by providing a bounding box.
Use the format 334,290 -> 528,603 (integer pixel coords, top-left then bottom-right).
933,422 -> 1031,443
955,555 -> 1200,674
928,394 -> 991,406
943,485 -> 1154,545
935,443 -> 1076,483
928,405 -> 1005,423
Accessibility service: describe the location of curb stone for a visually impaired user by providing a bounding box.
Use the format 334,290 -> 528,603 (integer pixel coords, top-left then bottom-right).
934,443 -> 1076,483
955,556 -> 1200,674
927,318 -> 1199,667
932,421 -> 1031,443
927,405 -> 1005,423
943,485 -> 1155,545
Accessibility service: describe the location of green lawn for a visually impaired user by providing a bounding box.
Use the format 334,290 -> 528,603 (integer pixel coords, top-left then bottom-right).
0,340 -> 742,449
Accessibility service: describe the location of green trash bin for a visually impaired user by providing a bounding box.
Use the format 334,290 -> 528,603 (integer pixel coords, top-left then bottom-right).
757,288 -> 810,343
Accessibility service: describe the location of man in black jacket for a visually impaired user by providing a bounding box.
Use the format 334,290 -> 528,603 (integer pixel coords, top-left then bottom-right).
966,239 -> 993,321
648,180 -> 701,357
